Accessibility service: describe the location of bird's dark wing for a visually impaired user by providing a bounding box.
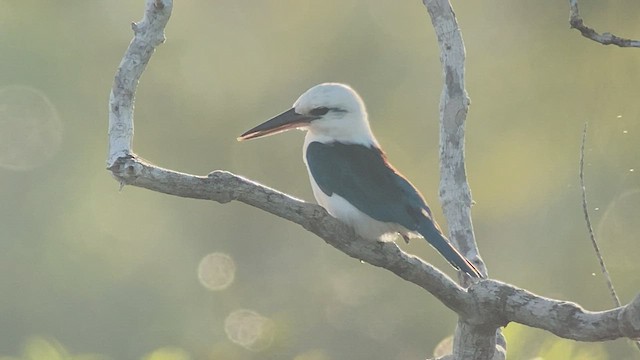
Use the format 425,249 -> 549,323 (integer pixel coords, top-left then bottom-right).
305,141 -> 431,231
306,141 -> 482,278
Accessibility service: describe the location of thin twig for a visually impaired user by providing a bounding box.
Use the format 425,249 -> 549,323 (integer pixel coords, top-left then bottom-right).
582,125 -> 640,352
580,123 -> 620,307
569,0 -> 640,48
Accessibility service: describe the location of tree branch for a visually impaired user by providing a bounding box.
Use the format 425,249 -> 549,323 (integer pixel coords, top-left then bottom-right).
107,0 -> 173,169
422,0 -> 484,281
107,1 -> 640,358
107,159 -> 640,344
569,0 -> 640,48
107,156 -> 469,312
423,0 -> 502,358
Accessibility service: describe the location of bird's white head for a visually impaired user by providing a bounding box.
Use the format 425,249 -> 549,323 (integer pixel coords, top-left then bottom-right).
238,83 -> 378,146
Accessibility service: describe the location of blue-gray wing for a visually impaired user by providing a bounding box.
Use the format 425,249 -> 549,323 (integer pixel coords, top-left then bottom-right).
307,141 -> 482,278
305,141 -> 432,231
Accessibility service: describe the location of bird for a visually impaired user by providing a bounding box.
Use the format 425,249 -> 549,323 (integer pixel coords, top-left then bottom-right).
238,83 -> 482,278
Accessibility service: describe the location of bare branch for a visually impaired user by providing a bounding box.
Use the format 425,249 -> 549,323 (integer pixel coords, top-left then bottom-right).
473,282 -> 640,342
423,0 -> 500,358
422,0 -> 485,284
579,123 -> 620,306
107,156 -> 469,311
569,0 -> 640,48
107,158 -> 640,344
107,0 -> 173,168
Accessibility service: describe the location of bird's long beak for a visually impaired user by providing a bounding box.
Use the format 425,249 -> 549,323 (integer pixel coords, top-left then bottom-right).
237,108 -> 317,141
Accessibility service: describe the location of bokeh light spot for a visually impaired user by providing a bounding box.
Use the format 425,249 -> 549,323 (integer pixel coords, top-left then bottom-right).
143,347 -> 191,360
224,309 -> 275,351
596,189 -> 640,272
433,336 -> 453,358
0,85 -> 62,171
293,349 -> 331,360
197,252 -> 236,291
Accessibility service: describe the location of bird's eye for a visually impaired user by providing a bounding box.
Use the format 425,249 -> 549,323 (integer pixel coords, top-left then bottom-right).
309,107 -> 330,116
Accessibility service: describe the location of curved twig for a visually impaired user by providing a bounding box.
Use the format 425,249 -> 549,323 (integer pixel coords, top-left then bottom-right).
579,123 -> 620,306
569,0 -> 640,48
580,124 -> 640,352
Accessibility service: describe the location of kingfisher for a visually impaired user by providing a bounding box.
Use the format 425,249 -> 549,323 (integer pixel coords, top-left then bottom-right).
238,83 -> 482,278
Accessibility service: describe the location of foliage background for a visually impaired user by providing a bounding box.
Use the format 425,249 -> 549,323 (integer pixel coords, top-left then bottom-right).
0,1 -> 638,359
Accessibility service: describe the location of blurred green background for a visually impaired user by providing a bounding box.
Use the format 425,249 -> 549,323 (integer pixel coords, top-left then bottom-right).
0,0 -> 639,359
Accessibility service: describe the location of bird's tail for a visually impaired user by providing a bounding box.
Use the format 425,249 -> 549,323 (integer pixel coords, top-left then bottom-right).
418,220 -> 483,278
